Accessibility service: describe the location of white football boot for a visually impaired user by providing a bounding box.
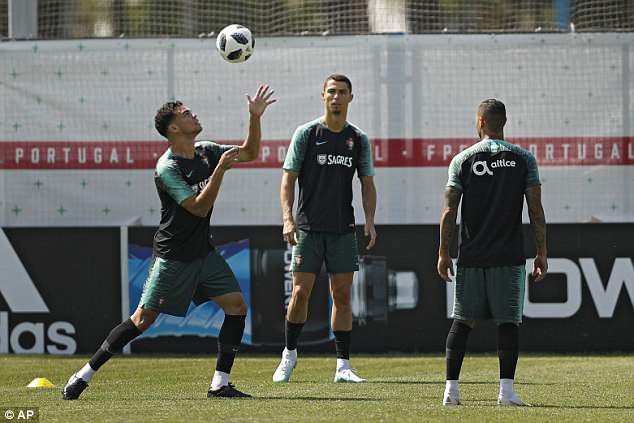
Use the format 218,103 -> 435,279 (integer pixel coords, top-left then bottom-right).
443,393 -> 461,406
334,368 -> 366,383
497,392 -> 530,406
272,348 -> 297,383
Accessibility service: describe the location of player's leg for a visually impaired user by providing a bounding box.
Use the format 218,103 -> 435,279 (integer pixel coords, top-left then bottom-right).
329,272 -> 365,383
272,271 -> 317,382
487,265 -> 530,406
443,267 -> 488,405
324,231 -> 364,383
62,256 -> 191,400
273,230 -> 322,382
62,307 -> 158,400
444,319 -> 475,405
194,249 -> 251,398
207,292 -> 250,397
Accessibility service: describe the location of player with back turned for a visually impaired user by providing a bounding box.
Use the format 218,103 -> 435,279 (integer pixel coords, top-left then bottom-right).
62,85 -> 276,400
437,99 -> 548,406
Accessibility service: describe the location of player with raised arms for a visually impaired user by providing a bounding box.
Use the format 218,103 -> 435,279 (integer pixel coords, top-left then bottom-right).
62,85 -> 276,400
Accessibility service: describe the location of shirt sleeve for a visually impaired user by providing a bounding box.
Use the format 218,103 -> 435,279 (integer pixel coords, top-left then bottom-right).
446,155 -> 463,191
525,152 -> 541,190
201,141 -> 234,164
156,161 -> 195,204
357,133 -> 376,177
283,125 -> 309,172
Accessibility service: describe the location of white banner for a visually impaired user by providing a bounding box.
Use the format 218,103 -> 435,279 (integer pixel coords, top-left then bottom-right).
1,34 -> 632,226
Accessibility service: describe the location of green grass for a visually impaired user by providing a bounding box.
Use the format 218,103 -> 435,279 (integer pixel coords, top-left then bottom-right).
1,354 -> 632,422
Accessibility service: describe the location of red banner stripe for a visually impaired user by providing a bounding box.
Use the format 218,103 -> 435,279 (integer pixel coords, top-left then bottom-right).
0,137 -> 633,169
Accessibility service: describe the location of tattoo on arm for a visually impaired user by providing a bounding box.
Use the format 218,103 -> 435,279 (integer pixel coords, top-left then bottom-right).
526,186 -> 547,255
439,188 -> 461,255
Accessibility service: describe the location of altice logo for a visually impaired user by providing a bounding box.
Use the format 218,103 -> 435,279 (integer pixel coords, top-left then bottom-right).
472,159 -> 516,176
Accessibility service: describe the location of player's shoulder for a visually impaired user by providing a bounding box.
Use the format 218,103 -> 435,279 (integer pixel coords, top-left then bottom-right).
496,139 -> 536,163
292,118 -> 321,141
450,140 -> 489,167
346,121 -> 368,140
194,140 -> 220,150
155,149 -> 178,175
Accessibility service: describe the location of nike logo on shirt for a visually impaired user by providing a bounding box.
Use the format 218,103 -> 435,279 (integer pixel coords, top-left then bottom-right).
315,140 -> 328,145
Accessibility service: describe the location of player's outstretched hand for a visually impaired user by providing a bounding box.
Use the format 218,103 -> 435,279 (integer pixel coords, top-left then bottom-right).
218,147 -> 240,171
365,222 -> 376,250
437,253 -> 454,282
283,218 -> 298,246
247,85 -> 276,117
532,254 -> 548,282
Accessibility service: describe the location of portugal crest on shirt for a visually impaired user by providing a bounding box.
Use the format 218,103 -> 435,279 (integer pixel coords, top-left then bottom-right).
317,154 -> 327,165
346,137 -> 354,150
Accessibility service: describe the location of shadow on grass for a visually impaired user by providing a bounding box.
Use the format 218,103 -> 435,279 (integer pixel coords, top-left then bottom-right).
369,380 -> 555,386
257,396 -> 380,402
467,402 -> 634,410
536,404 -> 634,410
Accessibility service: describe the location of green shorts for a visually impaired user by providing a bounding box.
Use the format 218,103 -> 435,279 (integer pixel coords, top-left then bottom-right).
452,265 -> 526,324
290,230 -> 359,274
139,248 -> 241,317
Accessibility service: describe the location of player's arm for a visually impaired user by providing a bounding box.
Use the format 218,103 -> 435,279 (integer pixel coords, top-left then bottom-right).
237,85 -> 276,162
437,187 -> 462,282
280,125 -> 308,245
359,133 -> 377,250
281,170 -> 299,245
180,148 -> 240,217
360,175 -> 377,250
525,185 -> 548,281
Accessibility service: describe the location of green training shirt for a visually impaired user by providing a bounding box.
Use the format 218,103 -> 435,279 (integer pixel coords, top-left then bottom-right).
283,118 -> 375,233
446,138 -> 541,267
153,141 -> 233,261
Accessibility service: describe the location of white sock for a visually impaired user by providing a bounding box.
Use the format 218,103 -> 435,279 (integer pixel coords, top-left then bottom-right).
211,370 -> 230,391
282,347 -> 297,362
75,363 -> 96,382
445,380 -> 459,396
500,378 -> 514,396
336,358 -> 350,371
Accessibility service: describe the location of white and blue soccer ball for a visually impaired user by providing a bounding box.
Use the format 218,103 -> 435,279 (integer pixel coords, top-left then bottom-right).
216,24 -> 254,63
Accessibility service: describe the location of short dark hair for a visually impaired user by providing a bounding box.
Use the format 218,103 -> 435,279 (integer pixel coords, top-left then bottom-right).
154,100 -> 183,138
323,74 -> 352,93
478,99 -> 506,132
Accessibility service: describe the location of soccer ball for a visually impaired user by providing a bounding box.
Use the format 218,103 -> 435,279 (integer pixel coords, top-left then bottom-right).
216,24 -> 254,63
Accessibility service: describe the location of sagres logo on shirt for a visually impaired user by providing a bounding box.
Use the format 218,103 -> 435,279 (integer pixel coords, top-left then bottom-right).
317,154 -> 353,168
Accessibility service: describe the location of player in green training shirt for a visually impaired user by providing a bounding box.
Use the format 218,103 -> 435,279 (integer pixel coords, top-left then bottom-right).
273,74 -> 377,383
62,85 -> 276,400
438,99 -> 547,406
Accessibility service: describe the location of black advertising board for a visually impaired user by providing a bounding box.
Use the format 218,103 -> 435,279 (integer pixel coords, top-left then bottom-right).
0,228 -> 122,354
1,224 -> 631,354
127,224 -> 634,353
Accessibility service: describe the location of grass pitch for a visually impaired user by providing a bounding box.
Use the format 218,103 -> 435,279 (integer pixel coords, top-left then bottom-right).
1,354 -> 632,422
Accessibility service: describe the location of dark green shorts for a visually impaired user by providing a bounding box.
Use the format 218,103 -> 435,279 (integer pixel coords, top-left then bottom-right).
139,248 -> 241,317
452,265 -> 526,324
290,230 -> 359,274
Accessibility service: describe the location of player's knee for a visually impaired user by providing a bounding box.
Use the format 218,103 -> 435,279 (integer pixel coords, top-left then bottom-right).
332,288 -> 351,307
231,300 -> 248,315
292,286 -> 312,305
221,296 -> 248,315
131,309 -> 158,331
